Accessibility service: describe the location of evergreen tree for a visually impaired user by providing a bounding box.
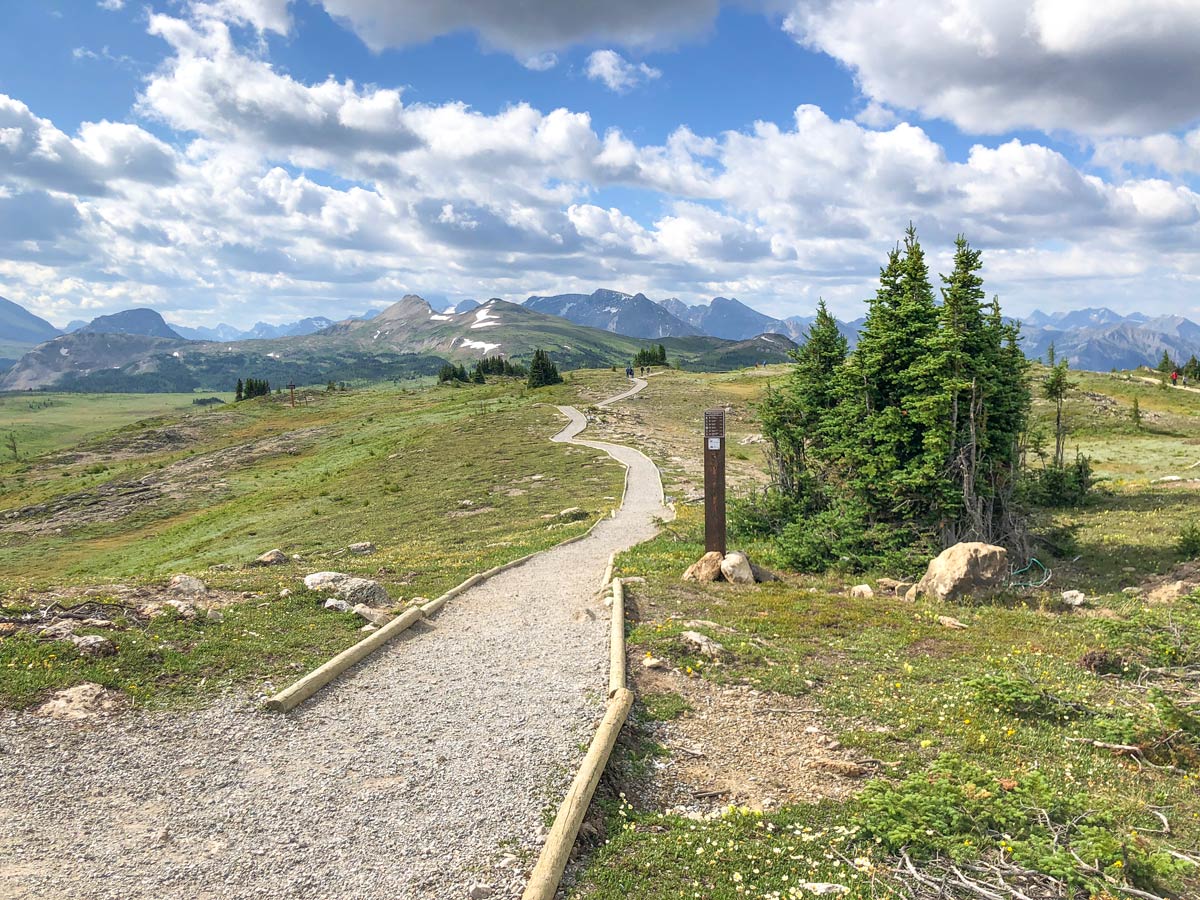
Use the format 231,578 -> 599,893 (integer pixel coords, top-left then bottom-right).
760,299 -> 847,504
1046,342 -> 1056,366
1185,355 -> 1200,380
1159,351 -> 1176,374
472,362 -> 485,384
526,349 -> 563,388
1132,396 -> 1142,428
1043,361 -> 1075,468
235,378 -> 244,402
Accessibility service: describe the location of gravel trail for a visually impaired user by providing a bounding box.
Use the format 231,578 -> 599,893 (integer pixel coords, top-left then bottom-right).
0,379 -> 668,900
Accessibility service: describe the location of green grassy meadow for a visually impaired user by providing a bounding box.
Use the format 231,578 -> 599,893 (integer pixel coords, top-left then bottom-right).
0,376 -> 624,707
564,366 -> 1200,900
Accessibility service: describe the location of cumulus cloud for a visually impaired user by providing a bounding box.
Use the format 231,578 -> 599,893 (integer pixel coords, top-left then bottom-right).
98,0 -> 125,10
785,0 -> 1200,136
316,0 -> 720,55
1093,129 -> 1200,176
585,50 -> 661,92
5,7 -> 1200,328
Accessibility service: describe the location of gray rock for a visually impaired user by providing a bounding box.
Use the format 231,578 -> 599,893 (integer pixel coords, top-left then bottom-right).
337,578 -> 389,607
849,584 -> 874,599
468,885 -> 493,899
1121,586 -> 1143,596
71,635 -> 117,657
168,574 -> 208,597
348,542 -> 376,555
255,549 -> 288,566
164,599 -> 198,619
323,598 -> 352,612
557,507 -> 588,522
37,620 -> 78,640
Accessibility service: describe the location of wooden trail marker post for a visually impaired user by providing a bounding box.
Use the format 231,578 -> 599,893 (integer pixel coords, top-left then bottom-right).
704,407 -> 726,555
287,382 -> 296,408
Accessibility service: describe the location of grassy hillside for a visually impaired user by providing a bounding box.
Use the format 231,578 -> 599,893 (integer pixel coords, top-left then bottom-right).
0,375 -> 624,707
559,366 -> 1200,900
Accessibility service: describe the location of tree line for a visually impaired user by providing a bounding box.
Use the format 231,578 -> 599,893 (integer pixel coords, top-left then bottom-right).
235,378 -> 271,401
438,351 -> 560,387
633,344 -> 668,367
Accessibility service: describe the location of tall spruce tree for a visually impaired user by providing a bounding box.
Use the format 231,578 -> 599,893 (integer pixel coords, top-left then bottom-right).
526,349 -> 563,388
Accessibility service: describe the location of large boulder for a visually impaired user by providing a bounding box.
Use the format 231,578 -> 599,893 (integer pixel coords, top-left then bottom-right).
682,552 -> 724,583
912,542 -> 1008,602
168,574 -> 208,597
720,551 -> 755,585
338,578 -> 390,607
254,549 -> 288,566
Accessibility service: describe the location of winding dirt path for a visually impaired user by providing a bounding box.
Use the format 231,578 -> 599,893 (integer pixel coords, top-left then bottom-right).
0,379 -> 669,900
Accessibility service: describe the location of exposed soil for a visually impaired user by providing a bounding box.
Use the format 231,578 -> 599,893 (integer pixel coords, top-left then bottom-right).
629,666 -> 868,815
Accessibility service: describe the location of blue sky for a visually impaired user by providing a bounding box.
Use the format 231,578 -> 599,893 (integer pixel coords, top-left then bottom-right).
2,0 -> 1199,328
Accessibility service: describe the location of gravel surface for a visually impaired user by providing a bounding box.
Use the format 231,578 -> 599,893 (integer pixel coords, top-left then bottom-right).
0,380 -> 670,900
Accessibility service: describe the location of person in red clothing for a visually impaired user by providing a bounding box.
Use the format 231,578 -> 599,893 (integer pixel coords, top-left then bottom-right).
1172,370 -> 1179,386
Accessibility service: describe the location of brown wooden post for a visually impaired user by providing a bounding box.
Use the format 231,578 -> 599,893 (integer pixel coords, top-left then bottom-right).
703,408 -> 726,556
287,382 -> 296,408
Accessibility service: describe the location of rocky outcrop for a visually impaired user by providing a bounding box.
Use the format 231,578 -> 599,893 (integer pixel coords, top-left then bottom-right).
168,574 -> 208,597
254,549 -> 288,566
684,551 -> 776,585
909,542 -> 1008,602
35,683 -> 125,720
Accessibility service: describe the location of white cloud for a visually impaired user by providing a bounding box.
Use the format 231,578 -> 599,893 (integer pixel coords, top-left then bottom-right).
522,52 -> 559,71
4,10 -> 1200,328
98,0 -> 125,10
1093,128 -> 1200,176
585,49 -> 661,92
785,0 -> 1200,136
194,0 -> 292,34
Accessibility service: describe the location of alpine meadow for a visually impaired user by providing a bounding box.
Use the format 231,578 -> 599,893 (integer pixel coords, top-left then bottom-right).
3,3 -> 1200,900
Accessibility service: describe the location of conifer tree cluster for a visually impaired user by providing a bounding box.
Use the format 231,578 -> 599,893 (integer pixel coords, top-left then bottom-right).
526,348 -> 564,388
752,227 -> 1031,572
437,363 -> 470,383
633,344 -> 668,367
235,377 -> 271,401
477,355 -> 527,377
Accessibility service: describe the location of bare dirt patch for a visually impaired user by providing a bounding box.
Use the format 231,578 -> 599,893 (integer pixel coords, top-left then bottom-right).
629,666 -> 868,815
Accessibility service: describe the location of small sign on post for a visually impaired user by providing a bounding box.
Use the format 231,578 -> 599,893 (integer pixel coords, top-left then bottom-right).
703,408 -> 726,556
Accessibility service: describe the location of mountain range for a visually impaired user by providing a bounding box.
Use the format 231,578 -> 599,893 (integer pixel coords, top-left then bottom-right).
2,290 -> 1198,391
0,295 -> 796,392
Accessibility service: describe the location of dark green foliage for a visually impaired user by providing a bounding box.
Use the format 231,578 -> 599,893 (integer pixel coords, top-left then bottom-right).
749,229 -> 1031,571
526,348 -> 563,388
235,378 -> 243,402
1024,451 -> 1093,507
437,363 -> 470,383
1185,355 -> 1200,380
240,377 -> 271,399
1132,395 -> 1142,427
471,362 -> 485,384
1159,351 -> 1176,374
632,344 -> 667,367
1179,522 -> 1200,559
476,355 -> 526,377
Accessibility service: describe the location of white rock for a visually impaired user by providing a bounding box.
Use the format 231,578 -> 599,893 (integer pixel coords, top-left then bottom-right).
164,599 -> 198,619
206,609 -> 224,623
168,574 -> 208,596
279,588 -> 292,599
912,542 -> 1008,602
1121,586 -> 1143,596
37,620 -> 77,640
679,631 -> 724,658
304,572 -> 351,591
720,551 -> 755,585
641,656 -> 666,670
347,542 -> 376,555
849,584 -> 874,599
1061,589 -> 1087,607
353,604 -> 392,627
35,683 -> 123,720
323,598 -> 352,612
